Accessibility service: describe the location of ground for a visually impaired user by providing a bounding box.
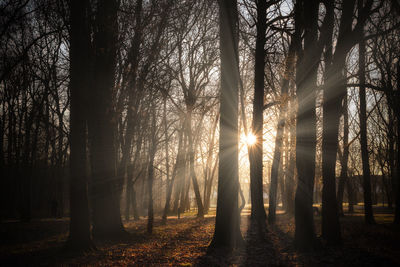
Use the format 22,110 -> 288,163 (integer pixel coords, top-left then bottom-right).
1,206 -> 399,266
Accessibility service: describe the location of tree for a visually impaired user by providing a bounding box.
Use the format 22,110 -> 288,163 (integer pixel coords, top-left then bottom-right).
293,0 -> 319,251
66,0 -> 93,251
209,0 -> 243,250
269,40 -> 296,224
337,94 -> 349,216
88,0 -> 125,237
358,12 -> 375,224
249,0 -> 267,227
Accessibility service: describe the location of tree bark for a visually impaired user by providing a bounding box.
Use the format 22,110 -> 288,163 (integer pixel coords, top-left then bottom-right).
89,0 -> 125,238
163,122 -> 184,223
147,110 -> 157,234
269,41 -> 295,224
285,95 -> 296,215
186,109 -> 204,217
394,62 -> 400,224
209,0 -> 243,250
337,95 -> 349,216
358,21 -> 375,225
249,0 -> 267,226
294,0 -> 318,251
321,0 -> 367,245
66,0 -> 93,251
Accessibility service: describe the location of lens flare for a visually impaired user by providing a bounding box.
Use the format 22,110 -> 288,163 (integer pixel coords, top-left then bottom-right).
245,132 -> 257,146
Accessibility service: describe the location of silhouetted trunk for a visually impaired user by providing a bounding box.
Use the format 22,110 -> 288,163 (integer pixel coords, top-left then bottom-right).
21,108 -> 32,222
147,158 -> 154,233
347,178 -> 355,213
118,0 -> 143,212
394,63 -> 400,224
66,0 -> 93,251
294,0 -> 318,251
269,41 -> 295,224
163,122 -> 184,224
337,95 -> 349,216
147,111 -> 156,234
388,109 -> 394,209
131,186 -> 139,220
358,24 -> 375,225
285,96 -> 296,215
186,109 -> 204,217
321,0 -> 363,245
172,125 -> 186,215
204,114 -> 219,213
125,173 -> 133,221
249,0 -> 267,226
89,0 -> 125,237
209,0 -> 243,250
239,184 -> 245,214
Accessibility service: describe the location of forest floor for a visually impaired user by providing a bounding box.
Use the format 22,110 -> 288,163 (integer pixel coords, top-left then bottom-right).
1,206 -> 400,266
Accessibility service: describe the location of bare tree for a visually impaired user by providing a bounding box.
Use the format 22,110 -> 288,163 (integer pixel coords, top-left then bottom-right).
209,0 -> 243,250
66,0 -> 93,251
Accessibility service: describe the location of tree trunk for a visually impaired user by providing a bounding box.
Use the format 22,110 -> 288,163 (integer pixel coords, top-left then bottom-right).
21,108 -> 32,222
347,177 -> 355,213
147,112 -> 156,234
125,174 -> 132,221
294,0 -> 318,251
337,95 -> 349,216
118,0 -> 143,214
131,186 -> 139,220
163,123 -> 184,223
147,157 -> 155,234
388,109 -> 394,209
204,113 -> 219,213
186,109 -> 204,217
269,40 -> 295,224
285,96 -> 296,215
249,0 -> 267,226
358,26 -> 375,225
172,125 -> 186,215
394,62 -> 400,224
209,0 -> 243,250
66,0 -> 93,251
89,0 -> 125,238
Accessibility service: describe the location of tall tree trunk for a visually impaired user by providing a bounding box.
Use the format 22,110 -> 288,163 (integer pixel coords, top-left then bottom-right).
321,0 -> 360,246
249,0 -> 267,226
337,94 -> 349,216
147,110 -> 157,234
131,186 -> 139,220
294,0 -> 318,251
118,0 -> 143,212
162,97 -> 171,219
285,95 -> 296,215
172,124 -> 186,215
347,177 -> 355,213
388,109 -> 394,209
394,62 -> 400,224
21,108 -> 32,222
89,0 -> 125,237
125,170 -> 133,221
204,113 -> 219,213
186,109 -> 204,217
269,41 -> 296,224
66,0 -> 93,251
163,122 -> 184,223
358,23 -> 375,225
209,0 -> 243,250
394,118 -> 400,223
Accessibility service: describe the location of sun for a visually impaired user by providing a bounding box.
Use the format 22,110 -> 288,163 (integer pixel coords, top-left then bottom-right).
244,132 -> 257,146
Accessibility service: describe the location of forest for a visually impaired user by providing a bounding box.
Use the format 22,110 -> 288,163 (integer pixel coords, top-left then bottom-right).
1,0 -> 400,266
